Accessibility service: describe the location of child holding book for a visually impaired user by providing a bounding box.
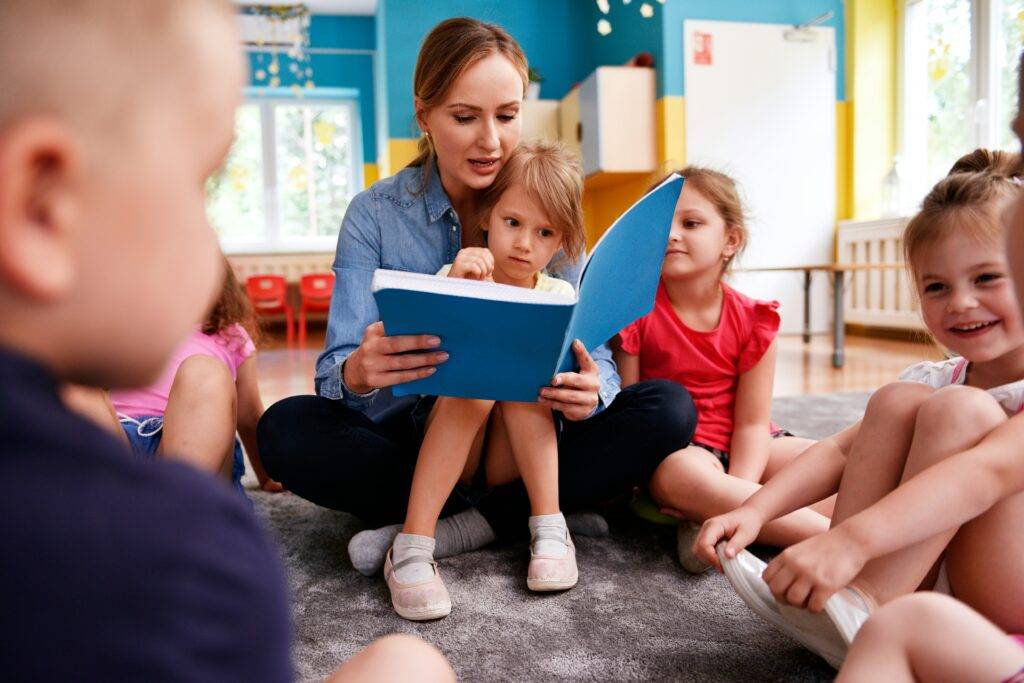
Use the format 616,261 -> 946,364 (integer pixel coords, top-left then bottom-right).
384,141 -> 586,621
695,149 -> 1024,668
612,167 -> 822,573
109,260 -> 282,492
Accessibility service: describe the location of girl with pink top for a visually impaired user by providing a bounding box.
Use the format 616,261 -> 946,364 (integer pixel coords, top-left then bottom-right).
110,262 -> 281,492
612,166 -> 823,573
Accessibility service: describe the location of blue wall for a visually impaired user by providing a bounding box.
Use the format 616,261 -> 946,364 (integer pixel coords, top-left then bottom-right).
247,15 -> 378,163
381,0 -> 593,139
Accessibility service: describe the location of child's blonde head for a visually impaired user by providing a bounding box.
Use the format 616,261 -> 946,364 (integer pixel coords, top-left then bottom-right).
903,149 -> 1022,277
656,166 -> 749,272
0,0 -> 233,138
474,140 -> 586,265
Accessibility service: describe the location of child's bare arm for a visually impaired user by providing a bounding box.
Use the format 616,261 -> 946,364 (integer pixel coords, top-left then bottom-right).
837,411 -> 1024,562
728,341 -> 777,482
235,358 -> 281,491
611,335 -> 639,388
61,384 -> 127,443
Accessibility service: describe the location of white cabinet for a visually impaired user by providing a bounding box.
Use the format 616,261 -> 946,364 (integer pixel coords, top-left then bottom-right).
520,99 -> 560,143
577,66 -> 656,176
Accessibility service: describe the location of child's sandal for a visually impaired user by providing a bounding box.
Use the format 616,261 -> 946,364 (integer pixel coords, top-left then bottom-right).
527,528 -> 578,592
384,548 -> 452,621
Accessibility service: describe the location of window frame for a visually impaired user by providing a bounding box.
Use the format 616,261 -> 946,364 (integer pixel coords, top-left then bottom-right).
898,0 -> 1018,209
217,86 -> 364,255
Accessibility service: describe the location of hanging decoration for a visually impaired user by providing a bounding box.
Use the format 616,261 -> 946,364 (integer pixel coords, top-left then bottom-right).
596,0 -> 664,36
241,4 -> 315,93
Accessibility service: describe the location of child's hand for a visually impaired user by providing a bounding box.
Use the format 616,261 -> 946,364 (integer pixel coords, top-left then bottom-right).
761,525 -> 869,613
449,248 -> 494,281
260,478 -> 285,493
694,506 -> 766,571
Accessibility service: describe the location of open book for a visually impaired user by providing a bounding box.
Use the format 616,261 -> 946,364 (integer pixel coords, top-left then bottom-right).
371,174 -> 683,402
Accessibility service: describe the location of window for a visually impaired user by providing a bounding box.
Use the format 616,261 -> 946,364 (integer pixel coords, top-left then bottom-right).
901,0 -> 1024,209
206,91 -> 362,252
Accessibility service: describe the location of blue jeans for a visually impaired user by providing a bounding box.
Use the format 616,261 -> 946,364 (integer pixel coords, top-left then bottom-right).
119,415 -> 246,494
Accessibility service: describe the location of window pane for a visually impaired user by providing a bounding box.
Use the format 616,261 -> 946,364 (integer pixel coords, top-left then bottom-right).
998,0 -> 1024,150
206,104 -> 264,242
926,0 -> 973,183
275,104 -> 355,240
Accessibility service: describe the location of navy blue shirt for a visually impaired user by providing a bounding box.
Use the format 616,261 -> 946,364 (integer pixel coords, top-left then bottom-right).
0,347 -> 292,681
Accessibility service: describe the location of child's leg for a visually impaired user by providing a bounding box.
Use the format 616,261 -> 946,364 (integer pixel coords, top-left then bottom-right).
829,381 -> 936,525
837,593 -> 1024,683
848,385 -> 1006,607
650,445 -> 829,547
498,402 -> 559,515
160,355 -> 237,474
60,384 -> 127,442
403,397 -> 494,536
764,436 -> 836,516
945,489 -> 1024,632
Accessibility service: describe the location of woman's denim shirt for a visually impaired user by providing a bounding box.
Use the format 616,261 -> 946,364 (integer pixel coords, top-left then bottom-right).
315,163 -> 622,416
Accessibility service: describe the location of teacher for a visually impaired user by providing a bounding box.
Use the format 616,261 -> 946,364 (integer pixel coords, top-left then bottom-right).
258,17 -> 696,572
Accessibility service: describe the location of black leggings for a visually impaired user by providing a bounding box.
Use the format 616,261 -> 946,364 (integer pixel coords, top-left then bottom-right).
257,379 -> 696,539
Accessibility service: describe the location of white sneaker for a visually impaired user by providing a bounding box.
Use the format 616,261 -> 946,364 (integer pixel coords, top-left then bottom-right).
716,542 -> 868,669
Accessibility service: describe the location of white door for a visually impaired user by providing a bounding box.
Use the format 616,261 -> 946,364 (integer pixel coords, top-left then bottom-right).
684,20 -> 837,334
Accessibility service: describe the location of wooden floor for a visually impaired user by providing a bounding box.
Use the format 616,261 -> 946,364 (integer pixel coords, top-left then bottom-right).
255,325 -> 943,406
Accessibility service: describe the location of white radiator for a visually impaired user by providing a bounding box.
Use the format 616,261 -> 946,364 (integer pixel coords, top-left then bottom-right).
837,218 -> 925,331
227,252 -> 334,284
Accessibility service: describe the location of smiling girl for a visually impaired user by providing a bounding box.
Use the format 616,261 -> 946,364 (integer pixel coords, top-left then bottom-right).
696,149 -> 1024,668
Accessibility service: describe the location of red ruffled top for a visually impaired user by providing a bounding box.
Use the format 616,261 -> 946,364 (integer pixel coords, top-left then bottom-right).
619,281 -> 781,452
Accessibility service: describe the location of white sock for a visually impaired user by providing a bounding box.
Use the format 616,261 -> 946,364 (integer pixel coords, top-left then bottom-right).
529,512 -> 568,558
391,533 -> 436,584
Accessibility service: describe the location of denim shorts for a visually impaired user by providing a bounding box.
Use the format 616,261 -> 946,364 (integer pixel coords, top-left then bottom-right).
118,415 -> 245,492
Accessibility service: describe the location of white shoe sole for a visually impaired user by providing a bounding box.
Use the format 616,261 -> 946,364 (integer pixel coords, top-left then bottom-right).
392,599 -> 452,621
527,575 -> 579,592
717,543 -> 846,669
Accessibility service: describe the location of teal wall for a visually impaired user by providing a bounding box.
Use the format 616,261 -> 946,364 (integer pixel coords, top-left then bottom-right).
247,15 -> 378,163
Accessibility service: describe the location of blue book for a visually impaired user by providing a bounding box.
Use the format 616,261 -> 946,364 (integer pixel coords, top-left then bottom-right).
372,174 -> 683,402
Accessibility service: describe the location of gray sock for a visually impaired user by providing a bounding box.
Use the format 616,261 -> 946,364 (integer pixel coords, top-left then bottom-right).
348,523 -> 402,576
434,508 -> 497,559
566,511 -> 609,538
347,509 -> 605,574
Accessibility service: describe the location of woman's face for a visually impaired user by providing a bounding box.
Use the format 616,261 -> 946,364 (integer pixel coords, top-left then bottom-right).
417,53 -> 523,198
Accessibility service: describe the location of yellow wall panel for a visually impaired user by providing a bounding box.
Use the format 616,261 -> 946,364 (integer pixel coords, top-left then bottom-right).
362,163 -> 379,189
835,100 -> 852,222
388,138 -> 421,175
655,96 -> 686,169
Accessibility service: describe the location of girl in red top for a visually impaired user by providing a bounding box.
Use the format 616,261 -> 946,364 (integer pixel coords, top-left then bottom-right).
613,167 -> 831,572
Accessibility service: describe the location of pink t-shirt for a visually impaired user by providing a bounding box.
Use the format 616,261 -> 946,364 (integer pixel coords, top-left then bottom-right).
618,281 -> 780,452
111,324 -> 255,419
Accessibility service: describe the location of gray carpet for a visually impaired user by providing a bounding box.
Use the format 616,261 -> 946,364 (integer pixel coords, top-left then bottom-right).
251,392 -> 870,682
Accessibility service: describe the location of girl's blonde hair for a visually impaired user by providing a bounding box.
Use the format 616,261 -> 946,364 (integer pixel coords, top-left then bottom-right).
654,166 -> 749,272
471,140 -> 586,266
903,149 -> 1022,276
407,18 -> 528,172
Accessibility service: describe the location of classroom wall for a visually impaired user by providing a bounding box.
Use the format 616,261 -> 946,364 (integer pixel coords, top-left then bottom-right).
246,15 -> 379,184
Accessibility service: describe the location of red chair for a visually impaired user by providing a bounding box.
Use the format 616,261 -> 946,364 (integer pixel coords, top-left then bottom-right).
298,272 -> 335,347
246,275 -> 294,346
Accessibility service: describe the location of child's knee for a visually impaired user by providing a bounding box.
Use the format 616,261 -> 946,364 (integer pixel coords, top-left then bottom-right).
864,381 -> 934,423
915,385 -> 1005,435
174,355 -> 234,402
649,449 -> 717,508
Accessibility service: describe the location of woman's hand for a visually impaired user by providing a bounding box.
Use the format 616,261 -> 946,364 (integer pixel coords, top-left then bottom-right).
343,322 -> 449,394
449,248 -> 494,280
694,506 -> 767,571
761,526 -> 869,613
539,340 -> 601,421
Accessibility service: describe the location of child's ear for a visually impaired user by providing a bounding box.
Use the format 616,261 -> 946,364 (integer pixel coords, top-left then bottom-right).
0,119 -> 79,302
722,226 -> 743,258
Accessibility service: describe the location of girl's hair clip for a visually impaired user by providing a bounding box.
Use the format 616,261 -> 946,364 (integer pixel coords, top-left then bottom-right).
1011,176 -> 1023,186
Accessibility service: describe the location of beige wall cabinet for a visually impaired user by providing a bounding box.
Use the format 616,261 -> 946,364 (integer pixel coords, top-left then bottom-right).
577,66 -> 656,177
